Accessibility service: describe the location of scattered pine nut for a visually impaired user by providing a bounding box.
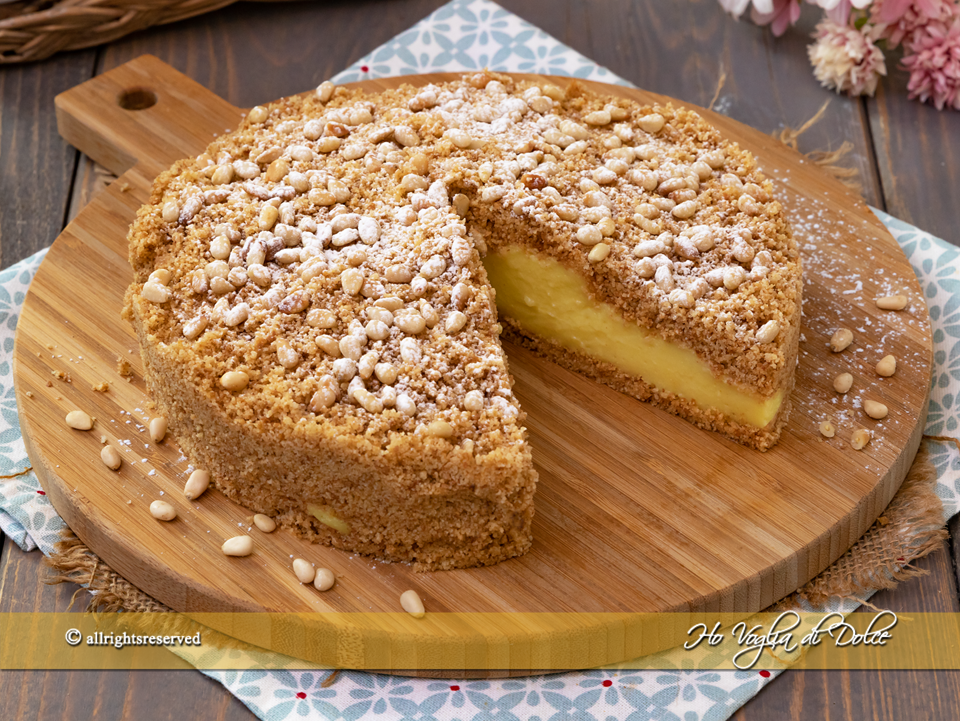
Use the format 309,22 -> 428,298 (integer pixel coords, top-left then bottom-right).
65,410 -> 93,430
253,514 -> 277,533
222,536 -> 253,556
150,500 -> 177,521
293,558 -> 316,584
220,371 -> 249,392
851,428 -> 872,450
314,568 -> 336,591
829,328 -> 853,352
819,420 -> 836,438
183,470 -> 210,500
400,589 -> 425,618
863,400 -> 888,420
426,420 -> 453,438
100,445 -> 122,470
875,355 -> 897,377
833,373 -> 853,394
149,417 -> 168,443
875,295 -> 907,311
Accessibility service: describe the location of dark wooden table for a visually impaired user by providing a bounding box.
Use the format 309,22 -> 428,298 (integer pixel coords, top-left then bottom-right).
1,0 -> 958,718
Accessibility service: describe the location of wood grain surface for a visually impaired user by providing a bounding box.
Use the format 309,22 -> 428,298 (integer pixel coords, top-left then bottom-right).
1,0 -> 958,717
10,55 -> 933,671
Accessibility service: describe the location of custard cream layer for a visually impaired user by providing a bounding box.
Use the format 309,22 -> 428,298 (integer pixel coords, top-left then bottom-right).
483,246 -> 783,428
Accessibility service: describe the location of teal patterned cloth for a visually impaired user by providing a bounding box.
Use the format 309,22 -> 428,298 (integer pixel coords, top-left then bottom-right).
2,1 -> 958,719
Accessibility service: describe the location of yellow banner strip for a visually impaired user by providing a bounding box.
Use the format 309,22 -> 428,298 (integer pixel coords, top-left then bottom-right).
1,611 -> 959,671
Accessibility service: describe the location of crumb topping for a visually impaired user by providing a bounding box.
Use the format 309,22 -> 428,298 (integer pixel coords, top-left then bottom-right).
126,72 -> 801,452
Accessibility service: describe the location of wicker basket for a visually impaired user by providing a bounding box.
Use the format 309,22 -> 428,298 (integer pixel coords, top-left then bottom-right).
0,0 -> 284,64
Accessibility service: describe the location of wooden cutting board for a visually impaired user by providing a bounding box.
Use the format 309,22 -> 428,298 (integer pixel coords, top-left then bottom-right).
13,55 -> 931,672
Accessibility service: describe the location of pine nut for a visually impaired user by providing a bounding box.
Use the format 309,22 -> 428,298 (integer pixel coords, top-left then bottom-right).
293,558 -> 316,584
692,160 -> 713,180
332,358 -> 357,381
876,355 -> 897,377
638,113 -> 665,133
142,281 -> 171,303
247,105 -> 268,123
819,420 -> 836,438
655,265 -> 675,292
876,294 -> 907,310
851,428 -> 872,450
833,373 -> 853,394
426,420 -> 453,438
588,243 -> 611,263
633,240 -> 664,258
150,500 -> 177,521
737,195 -> 760,215
161,201 -> 180,223
358,217 -> 380,245
396,393 -> 417,417
248,515 -> 275,534
395,312 -> 426,335
259,204 -> 279,231
211,165 -> 234,185
703,149 -> 726,169
277,343 -> 301,369
316,80 -> 335,103
310,378 -> 339,412
149,417 -> 167,443
420,257 -> 447,280
445,311 -> 467,334
223,303 -> 249,327
829,328 -> 853,352
369,362 -> 395,386
210,235 -> 231,260
464,390 -> 483,411
341,268 -> 364,295
354,388 -> 384,414
184,470 -> 211,500
400,589 -> 425,618
672,200 -> 697,219
665,288 -> 692,308
149,268 -> 172,285
309,568 -> 335,591
317,137 -> 341,154
66,410 -> 93,430
756,320 -> 780,344
584,109 -> 611,125
100,445 -> 121,470
220,371 -> 249,392
222,536 -> 253,556
394,126 -> 419,147
723,266 -> 745,291
863,400 -> 888,420
577,225 -> 603,246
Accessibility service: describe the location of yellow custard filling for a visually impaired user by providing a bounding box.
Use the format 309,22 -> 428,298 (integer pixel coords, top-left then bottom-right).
484,246 -> 783,428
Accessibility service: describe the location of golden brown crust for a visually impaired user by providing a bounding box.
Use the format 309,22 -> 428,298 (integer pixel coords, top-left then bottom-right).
124,72 -> 801,568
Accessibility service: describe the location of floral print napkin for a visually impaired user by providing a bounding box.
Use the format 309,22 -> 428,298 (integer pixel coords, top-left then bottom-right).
1,1 -> 958,719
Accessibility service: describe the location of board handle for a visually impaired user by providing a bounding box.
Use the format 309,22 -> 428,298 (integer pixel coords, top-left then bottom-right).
55,55 -> 243,178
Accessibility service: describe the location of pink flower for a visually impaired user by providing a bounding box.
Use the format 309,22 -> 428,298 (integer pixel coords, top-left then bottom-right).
807,18 -> 888,94
717,0 -> 756,15
901,16 -> 960,109
871,0 -> 957,47
751,0 -> 803,36
810,0 -> 875,26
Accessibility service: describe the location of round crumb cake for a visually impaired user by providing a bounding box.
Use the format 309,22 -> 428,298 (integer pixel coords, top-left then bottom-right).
124,72 -> 801,570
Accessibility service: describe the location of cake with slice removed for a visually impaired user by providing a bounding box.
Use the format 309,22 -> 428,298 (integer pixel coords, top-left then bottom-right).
124,72 -> 801,570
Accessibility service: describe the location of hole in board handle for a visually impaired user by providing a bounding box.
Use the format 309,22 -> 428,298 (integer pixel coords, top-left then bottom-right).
117,88 -> 158,111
